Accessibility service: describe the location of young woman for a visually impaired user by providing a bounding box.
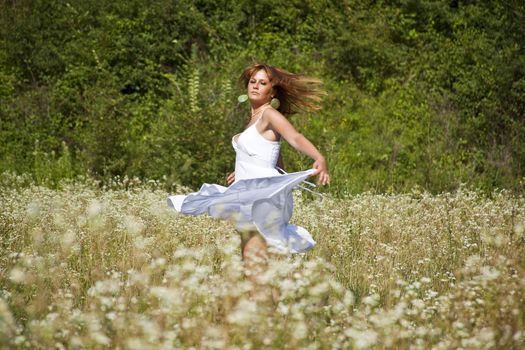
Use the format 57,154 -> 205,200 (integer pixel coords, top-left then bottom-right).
168,63 -> 329,296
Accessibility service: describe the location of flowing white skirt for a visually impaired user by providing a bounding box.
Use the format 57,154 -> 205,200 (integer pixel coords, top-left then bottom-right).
167,169 -> 316,253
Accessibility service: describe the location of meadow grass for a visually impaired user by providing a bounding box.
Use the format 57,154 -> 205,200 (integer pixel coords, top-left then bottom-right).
0,173 -> 524,349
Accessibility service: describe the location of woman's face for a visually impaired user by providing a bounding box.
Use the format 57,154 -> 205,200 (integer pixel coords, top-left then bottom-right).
247,69 -> 273,105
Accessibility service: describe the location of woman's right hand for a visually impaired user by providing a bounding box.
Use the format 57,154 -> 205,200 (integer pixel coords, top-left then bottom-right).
227,171 -> 235,185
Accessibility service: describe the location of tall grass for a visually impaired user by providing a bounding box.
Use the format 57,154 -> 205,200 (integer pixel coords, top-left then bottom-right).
0,173 -> 523,349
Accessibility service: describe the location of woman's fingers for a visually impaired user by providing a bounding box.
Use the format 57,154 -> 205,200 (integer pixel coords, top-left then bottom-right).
319,172 -> 325,185
227,171 -> 235,185
323,172 -> 331,185
318,171 -> 330,185
311,158 -> 330,186
312,170 -> 329,185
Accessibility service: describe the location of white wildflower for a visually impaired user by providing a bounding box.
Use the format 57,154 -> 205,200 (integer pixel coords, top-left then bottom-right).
87,278 -> 120,296
412,281 -> 421,289
411,299 -> 425,310
13,336 -> 25,345
420,276 -> 431,284
182,318 -> 196,330
0,298 -> 15,333
293,321 -> 308,340
26,202 -> 41,218
345,328 -> 378,349
150,286 -> 181,307
279,279 -> 296,296
363,293 -> 380,307
478,266 -> 500,281
370,301 -> 406,327
86,200 -> 103,218
151,257 -> 166,267
514,222 -> 524,237
343,290 -> 355,307
61,229 -> 76,249
513,331 -> 524,341
227,299 -> 258,325
127,269 -> 149,286
124,215 -> 145,235
91,332 -> 110,346
137,316 -> 160,342
133,236 -> 153,249
277,303 -> 289,316
9,267 -> 26,284
453,321 -> 464,329
126,337 -> 146,350
478,327 -> 495,344
310,282 -> 329,297
202,325 -> 226,349
464,255 -> 482,272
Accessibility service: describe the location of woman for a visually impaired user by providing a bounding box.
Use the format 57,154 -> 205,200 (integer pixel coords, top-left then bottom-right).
168,63 -> 329,294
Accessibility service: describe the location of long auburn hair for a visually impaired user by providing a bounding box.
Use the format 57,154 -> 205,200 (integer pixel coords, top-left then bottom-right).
239,63 -> 325,117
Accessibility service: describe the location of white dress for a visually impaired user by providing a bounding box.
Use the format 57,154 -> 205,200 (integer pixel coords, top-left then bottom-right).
167,110 -> 316,253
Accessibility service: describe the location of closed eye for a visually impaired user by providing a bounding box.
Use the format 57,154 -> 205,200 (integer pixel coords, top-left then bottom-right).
249,79 -> 268,85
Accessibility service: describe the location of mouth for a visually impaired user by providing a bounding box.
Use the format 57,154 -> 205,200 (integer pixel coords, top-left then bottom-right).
250,91 -> 259,95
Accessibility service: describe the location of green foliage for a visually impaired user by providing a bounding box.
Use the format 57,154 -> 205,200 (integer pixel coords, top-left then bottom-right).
1,0 -> 524,194
32,141 -> 75,188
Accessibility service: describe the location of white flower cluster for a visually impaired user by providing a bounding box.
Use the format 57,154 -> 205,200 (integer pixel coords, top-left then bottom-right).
0,175 -> 523,349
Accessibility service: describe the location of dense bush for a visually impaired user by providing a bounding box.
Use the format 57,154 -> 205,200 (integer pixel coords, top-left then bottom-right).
1,0 -> 524,194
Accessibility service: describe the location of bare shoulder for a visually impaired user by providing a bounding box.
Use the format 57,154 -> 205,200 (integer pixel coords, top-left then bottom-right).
262,107 -> 288,124
261,107 -> 300,137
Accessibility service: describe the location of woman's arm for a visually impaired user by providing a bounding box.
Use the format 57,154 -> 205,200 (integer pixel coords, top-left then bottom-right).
265,109 -> 330,185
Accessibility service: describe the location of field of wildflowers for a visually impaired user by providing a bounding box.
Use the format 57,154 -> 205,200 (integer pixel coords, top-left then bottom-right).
1,173 -> 524,349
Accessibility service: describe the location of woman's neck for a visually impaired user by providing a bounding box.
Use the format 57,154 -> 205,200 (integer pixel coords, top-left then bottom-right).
250,101 -> 270,116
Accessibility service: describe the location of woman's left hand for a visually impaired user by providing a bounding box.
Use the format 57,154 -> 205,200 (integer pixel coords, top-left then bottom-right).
312,157 -> 330,185
227,171 -> 235,185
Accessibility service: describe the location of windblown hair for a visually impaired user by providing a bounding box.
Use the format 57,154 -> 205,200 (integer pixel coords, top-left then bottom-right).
239,63 -> 325,116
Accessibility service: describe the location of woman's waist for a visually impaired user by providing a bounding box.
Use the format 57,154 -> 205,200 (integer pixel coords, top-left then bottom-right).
234,160 -> 280,180
235,154 -> 276,168
235,145 -> 279,166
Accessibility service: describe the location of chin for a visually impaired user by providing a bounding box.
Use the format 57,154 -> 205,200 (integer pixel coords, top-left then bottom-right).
249,96 -> 265,104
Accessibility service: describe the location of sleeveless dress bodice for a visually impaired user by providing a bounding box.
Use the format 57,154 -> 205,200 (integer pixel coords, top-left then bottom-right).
232,116 -> 281,181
